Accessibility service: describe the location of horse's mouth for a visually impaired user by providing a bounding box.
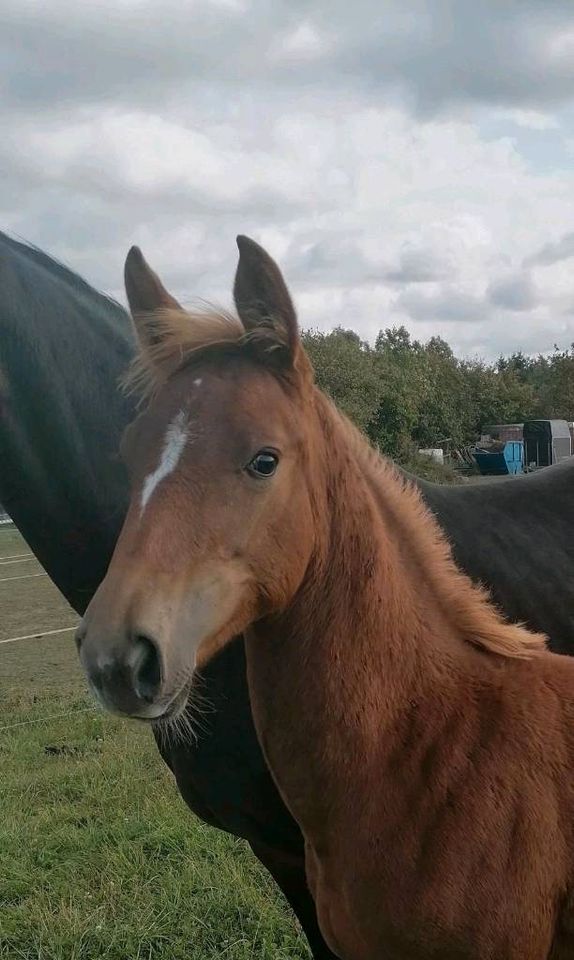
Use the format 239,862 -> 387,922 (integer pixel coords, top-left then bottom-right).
147,683 -> 190,727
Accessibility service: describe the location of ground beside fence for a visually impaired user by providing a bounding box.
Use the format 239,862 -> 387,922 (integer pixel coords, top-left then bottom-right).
0,527 -> 309,960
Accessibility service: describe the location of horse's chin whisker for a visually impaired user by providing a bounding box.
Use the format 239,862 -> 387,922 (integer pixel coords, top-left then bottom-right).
150,682 -> 214,748
153,709 -> 198,748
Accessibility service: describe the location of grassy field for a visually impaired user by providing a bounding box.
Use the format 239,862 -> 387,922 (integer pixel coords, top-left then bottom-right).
0,528 -> 310,959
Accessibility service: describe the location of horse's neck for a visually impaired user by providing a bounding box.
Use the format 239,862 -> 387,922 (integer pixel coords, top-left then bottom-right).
245,411 -> 542,835
245,429 -> 454,828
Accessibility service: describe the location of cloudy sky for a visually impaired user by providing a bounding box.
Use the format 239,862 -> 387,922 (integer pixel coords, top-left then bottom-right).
2,0 -> 574,359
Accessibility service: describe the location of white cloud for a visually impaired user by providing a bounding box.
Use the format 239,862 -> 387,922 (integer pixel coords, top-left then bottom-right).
492,109 -> 560,131
272,21 -> 332,62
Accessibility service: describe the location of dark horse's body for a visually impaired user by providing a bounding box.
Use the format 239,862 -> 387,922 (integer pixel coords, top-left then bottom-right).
2,231 -> 573,959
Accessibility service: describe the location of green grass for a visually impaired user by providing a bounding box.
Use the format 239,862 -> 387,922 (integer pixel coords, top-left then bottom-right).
0,531 -> 310,959
0,526 -> 30,557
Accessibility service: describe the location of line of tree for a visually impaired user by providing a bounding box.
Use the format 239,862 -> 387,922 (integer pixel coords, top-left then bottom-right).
302,326 -> 574,460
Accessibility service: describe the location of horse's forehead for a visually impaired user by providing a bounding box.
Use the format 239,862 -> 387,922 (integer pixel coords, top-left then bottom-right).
134,361 -> 296,468
175,360 -> 292,421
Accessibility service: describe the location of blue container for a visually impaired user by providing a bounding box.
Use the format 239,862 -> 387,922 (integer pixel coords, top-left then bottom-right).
473,440 -> 524,476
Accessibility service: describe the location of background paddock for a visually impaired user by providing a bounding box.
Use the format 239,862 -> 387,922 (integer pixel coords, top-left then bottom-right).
0,527 -> 309,960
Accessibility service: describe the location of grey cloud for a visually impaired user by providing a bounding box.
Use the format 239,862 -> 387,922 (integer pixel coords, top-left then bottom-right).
284,236 -> 453,288
290,0 -> 574,114
2,0 -> 574,118
396,286 -> 487,324
529,231 -> 574,266
383,247 -> 449,284
487,272 -> 538,311
285,237 -> 382,288
1,2 -> 260,113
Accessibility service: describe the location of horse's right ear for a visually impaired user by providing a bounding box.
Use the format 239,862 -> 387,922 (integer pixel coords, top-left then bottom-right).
124,246 -> 181,349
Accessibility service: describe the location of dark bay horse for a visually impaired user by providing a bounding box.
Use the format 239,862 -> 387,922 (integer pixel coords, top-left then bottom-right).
3,230 -> 574,959
78,235 -> 574,959
0,231 -> 135,609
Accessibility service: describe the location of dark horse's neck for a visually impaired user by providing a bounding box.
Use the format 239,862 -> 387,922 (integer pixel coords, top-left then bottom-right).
244,403 -> 543,837
0,232 -> 136,613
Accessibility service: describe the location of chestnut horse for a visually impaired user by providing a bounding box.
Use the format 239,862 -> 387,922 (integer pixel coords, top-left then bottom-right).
78,236 -> 574,959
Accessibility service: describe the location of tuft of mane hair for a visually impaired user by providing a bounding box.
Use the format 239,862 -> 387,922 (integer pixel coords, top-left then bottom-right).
122,304 -> 294,401
122,305 -> 243,399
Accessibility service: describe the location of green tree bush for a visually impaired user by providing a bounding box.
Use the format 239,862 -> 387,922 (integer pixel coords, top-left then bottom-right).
302,326 -> 573,466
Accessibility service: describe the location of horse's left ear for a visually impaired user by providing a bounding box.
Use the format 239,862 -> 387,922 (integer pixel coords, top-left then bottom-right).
233,236 -> 299,362
124,246 -> 181,349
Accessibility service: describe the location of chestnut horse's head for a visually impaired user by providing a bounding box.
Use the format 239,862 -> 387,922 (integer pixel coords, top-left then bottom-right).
76,237 -> 319,721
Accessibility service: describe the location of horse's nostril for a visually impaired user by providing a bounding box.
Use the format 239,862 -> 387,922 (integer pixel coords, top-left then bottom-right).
132,634 -> 162,703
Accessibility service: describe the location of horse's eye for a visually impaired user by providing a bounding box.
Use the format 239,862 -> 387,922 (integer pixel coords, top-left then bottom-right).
246,451 -> 279,478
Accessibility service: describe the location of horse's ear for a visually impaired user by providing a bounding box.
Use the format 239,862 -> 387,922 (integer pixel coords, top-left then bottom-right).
233,236 -> 299,362
124,246 -> 181,348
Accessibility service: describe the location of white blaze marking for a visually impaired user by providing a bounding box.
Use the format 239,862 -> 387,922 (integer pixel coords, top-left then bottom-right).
140,409 -> 188,514
193,378 -> 202,387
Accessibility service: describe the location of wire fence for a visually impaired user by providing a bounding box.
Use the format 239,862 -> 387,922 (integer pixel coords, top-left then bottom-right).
0,531 -> 108,737
1,621 -> 91,733
0,572 -> 47,583
0,505 -> 85,735
0,705 -> 96,733
0,624 -> 78,646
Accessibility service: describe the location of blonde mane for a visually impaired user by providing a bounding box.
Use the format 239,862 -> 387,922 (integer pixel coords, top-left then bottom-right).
122,306 -> 245,399
122,304 -> 297,401
329,404 -> 547,660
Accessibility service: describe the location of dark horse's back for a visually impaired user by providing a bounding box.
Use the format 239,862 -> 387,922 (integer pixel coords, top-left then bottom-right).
0,231 -> 135,611
3,229 -> 574,960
